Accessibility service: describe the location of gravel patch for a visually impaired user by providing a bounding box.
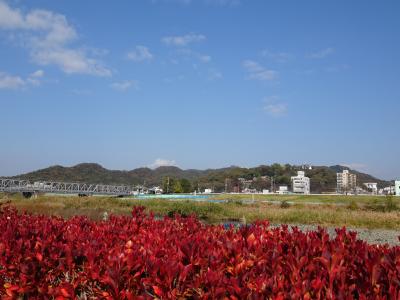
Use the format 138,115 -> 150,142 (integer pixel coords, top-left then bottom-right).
271,223 -> 400,246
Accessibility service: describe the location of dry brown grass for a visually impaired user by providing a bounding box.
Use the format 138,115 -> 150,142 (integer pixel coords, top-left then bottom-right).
1,193 -> 399,229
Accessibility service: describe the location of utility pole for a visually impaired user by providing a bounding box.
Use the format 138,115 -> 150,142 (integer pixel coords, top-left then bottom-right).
166,177 -> 169,194
271,176 -> 274,193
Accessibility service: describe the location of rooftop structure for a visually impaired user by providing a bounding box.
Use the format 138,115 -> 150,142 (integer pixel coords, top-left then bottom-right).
291,171 -> 310,194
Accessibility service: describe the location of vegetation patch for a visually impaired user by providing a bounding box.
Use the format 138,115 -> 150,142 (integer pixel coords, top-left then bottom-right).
0,205 -> 399,299
1,194 -> 400,229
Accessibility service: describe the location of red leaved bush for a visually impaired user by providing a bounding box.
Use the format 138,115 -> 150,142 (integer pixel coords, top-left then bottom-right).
0,205 -> 399,299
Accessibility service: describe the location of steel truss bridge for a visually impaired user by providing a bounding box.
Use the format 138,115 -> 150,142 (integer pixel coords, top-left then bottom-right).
0,178 -> 135,196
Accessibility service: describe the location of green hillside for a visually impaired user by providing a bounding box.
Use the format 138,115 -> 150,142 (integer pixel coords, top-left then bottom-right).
11,163 -> 392,193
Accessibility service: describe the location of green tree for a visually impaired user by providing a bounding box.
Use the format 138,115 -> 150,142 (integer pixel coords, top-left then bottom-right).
275,175 -> 291,185
162,177 -> 175,194
180,179 -> 192,193
251,177 -> 270,191
173,180 -> 183,193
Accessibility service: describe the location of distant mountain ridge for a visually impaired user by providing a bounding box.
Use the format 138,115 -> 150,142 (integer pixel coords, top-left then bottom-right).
10,163 -> 392,193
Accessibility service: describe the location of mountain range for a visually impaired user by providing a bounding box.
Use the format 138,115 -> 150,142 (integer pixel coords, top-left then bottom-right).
10,163 -> 392,193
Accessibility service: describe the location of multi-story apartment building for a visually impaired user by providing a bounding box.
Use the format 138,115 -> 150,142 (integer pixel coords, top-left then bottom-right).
395,181 -> 400,196
291,171 -> 310,194
337,170 -> 357,194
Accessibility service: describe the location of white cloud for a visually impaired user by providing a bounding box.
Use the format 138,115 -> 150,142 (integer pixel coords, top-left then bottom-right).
0,72 -> 25,89
174,48 -> 211,63
0,1 -> 24,28
307,47 -> 335,59
263,96 -> 287,117
262,49 -> 293,63
149,158 -> 177,169
26,69 -> 44,86
199,55 -> 211,63
264,103 -> 287,117
0,2 -> 111,76
30,69 -> 44,78
243,60 -> 277,81
32,48 -> 111,76
127,45 -> 153,62
110,80 -> 138,92
162,33 -> 206,47
0,69 -> 44,89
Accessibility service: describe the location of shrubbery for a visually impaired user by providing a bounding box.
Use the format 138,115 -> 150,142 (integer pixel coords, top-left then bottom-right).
0,205 -> 399,299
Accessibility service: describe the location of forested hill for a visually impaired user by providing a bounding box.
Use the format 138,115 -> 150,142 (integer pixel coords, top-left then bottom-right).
11,163 -> 392,193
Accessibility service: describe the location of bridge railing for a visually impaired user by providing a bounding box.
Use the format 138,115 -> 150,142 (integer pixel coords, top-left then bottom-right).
0,178 -> 134,196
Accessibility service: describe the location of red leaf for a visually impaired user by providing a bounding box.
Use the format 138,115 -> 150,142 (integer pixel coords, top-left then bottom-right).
153,286 -> 163,297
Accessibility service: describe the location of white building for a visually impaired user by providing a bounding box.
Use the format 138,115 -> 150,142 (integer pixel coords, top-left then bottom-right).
395,181 -> 400,196
363,182 -> 378,194
242,188 -> 257,194
277,186 -> 289,195
291,171 -> 310,194
379,186 -> 395,195
337,170 -> 357,194
204,188 -> 212,194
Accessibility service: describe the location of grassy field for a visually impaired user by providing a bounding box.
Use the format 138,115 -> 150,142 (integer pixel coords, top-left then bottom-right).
209,193 -> 397,205
1,192 -> 399,230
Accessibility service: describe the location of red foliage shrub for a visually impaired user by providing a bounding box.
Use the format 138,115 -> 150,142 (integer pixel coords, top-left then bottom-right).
0,205 -> 399,299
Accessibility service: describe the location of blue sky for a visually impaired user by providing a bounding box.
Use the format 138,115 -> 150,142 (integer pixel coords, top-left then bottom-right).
0,0 -> 399,180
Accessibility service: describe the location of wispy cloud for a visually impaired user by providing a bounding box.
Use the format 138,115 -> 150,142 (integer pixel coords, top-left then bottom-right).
30,69 -> 44,78
264,103 -> 287,117
162,33 -> 206,47
307,47 -> 335,59
199,54 -> 211,63
262,49 -> 294,63
110,80 -> 138,92
263,96 -> 287,117
127,45 -> 153,62
0,72 -> 25,89
26,69 -> 44,86
0,2 -> 111,76
242,60 -> 277,81
0,70 -> 44,89
175,48 -> 211,63
148,158 -> 177,169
